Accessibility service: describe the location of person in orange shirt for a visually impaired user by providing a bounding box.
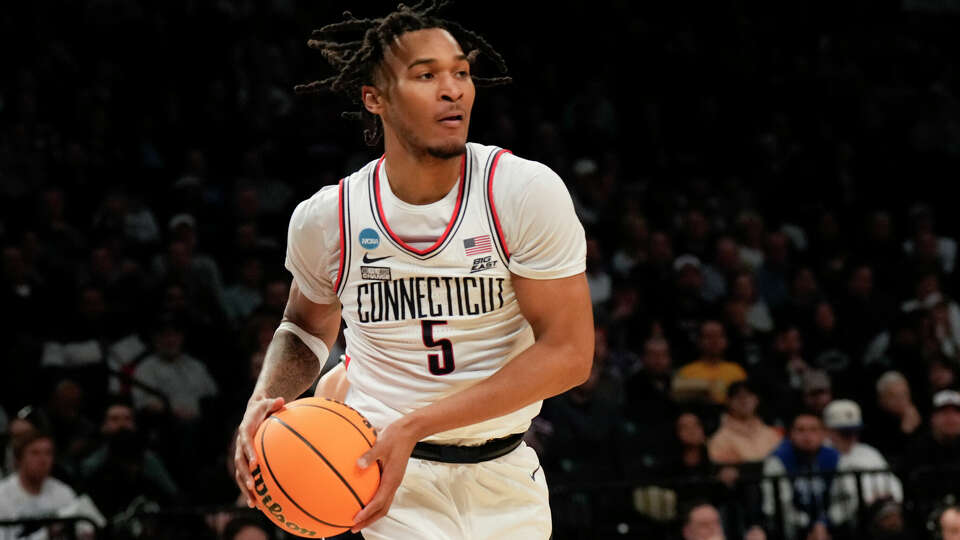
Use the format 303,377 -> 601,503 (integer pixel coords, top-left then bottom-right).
673,320 -> 747,404
708,380 -> 782,464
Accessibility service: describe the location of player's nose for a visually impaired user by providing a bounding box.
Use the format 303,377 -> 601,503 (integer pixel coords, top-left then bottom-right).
438,74 -> 463,102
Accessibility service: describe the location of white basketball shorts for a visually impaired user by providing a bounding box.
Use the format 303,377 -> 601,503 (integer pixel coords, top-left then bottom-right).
361,442 -> 551,540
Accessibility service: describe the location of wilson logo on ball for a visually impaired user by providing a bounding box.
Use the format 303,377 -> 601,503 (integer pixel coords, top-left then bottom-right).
252,464 -> 318,537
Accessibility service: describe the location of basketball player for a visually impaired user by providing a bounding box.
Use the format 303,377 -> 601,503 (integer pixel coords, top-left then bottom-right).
233,3 -> 593,538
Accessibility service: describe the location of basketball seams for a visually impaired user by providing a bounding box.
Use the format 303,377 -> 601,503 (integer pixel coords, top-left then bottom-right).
284,403 -> 376,448
259,420 -> 354,530
269,416 -> 369,510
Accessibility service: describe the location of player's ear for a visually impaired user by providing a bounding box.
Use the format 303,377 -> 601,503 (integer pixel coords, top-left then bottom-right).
361,85 -> 384,115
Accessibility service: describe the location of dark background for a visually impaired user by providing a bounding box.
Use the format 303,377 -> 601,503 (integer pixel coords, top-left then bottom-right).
2,0 -> 960,539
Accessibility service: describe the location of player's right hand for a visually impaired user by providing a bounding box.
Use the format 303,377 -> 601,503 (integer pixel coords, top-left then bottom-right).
234,396 -> 285,507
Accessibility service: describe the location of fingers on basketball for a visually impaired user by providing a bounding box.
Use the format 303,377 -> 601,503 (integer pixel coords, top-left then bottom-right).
352,457 -> 400,530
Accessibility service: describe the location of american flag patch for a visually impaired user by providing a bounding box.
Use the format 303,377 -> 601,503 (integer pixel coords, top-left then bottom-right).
463,235 -> 492,256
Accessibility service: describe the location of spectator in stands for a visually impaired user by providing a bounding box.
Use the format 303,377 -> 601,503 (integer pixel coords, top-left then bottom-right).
40,286 -> 135,407
131,316 -> 218,422
610,211 -> 648,278
801,370 -> 834,418
680,500 -> 767,540
81,245 -> 149,328
901,390 -> 960,518
779,267 -> 817,325
674,321 -> 747,405
1,413 -> 35,477
702,236 -> 743,304
677,209 -> 712,261
731,272 -> 774,334
901,273 -> 960,350
636,231 -> 675,315
80,401 -> 178,517
804,303 -> 853,383
0,245 -> 50,407
671,255 -> 714,348
755,232 -> 792,311
151,221 -> 228,325
928,355 -> 958,400
223,256 -> 264,323
656,412 -> 729,505
40,379 -> 97,479
862,312 -> 926,393
926,297 -> 960,363
822,400 -> 903,530
259,277 -> 290,318
836,264 -> 893,359
538,333 -> 624,474
771,325 -> 809,393
586,236 -> 612,307
903,204 -> 956,277
736,212 -> 766,273
221,516 -> 272,540
708,381 -> 782,465
863,371 -> 922,465
0,431 -> 79,539
939,506 -> 960,540
625,336 -> 677,460
862,497 -> 914,540
724,299 -> 766,370
626,336 -> 676,420
763,412 -> 840,540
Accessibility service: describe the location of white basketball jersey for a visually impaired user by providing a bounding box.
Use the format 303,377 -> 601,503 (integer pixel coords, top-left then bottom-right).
336,143 -> 540,444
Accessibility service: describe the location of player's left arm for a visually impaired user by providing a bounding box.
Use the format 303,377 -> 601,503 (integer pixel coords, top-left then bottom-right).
403,271 -> 594,432
352,273 -> 593,531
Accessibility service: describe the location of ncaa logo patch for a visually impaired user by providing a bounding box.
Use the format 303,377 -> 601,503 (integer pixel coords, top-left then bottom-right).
358,228 -> 380,250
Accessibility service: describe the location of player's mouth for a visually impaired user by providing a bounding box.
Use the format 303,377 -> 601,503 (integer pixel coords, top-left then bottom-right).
436,112 -> 465,128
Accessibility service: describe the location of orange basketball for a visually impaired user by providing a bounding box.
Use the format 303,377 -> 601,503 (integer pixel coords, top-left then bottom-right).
250,397 -> 380,538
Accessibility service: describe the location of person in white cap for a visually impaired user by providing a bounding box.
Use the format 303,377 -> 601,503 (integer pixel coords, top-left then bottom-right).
822,399 -> 902,529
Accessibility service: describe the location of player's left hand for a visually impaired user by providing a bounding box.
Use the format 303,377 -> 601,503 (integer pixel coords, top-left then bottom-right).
351,417 -> 419,532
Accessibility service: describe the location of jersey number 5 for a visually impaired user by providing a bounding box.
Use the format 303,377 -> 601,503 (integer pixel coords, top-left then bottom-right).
421,320 -> 455,375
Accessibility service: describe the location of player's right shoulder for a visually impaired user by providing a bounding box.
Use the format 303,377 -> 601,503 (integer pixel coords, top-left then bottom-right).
291,183 -> 339,227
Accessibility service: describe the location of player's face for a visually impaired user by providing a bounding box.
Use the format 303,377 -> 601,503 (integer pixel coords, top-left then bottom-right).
370,28 -> 475,159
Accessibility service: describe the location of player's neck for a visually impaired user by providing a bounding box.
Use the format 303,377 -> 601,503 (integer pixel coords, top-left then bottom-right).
382,137 -> 463,205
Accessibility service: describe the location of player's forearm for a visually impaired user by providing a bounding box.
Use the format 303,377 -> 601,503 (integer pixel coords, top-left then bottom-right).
402,337 -> 592,441
249,331 -> 321,402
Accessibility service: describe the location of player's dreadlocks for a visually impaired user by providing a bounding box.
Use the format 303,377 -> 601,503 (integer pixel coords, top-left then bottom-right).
294,1 -> 512,146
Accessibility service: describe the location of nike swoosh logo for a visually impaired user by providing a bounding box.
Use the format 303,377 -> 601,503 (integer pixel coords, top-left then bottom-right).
530,465 -> 541,481
362,254 -> 392,264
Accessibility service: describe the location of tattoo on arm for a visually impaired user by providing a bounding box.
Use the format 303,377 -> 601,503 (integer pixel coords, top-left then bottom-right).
252,331 -> 322,401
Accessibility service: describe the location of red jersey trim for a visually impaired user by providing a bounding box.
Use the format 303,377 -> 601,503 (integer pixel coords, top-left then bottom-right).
373,155 -> 466,256
333,179 -> 346,293
487,149 -> 513,261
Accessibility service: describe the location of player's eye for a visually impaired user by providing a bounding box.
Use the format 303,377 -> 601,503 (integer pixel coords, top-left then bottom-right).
418,72 -> 434,80
456,70 -> 470,78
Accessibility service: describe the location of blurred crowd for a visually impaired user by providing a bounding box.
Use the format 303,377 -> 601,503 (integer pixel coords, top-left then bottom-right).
2,0 -> 960,539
